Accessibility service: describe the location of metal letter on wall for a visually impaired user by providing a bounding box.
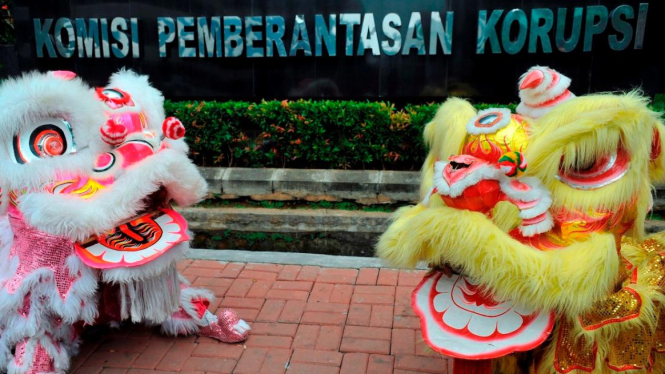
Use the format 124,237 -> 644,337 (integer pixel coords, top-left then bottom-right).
290,14 -> 312,56
430,11 -> 453,55
197,17 -> 222,57
111,18 -> 130,58
402,12 -> 425,55
609,5 -> 634,51
501,9 -> 528,55
635,3 -> 649,49
266,16 -> 287,57
381,13 -> 401,56
245,16 -> 264,58
315,14 -> 336,56
177,17 -> 196,58
529,9 -> 553,53
75,18 -> 101,57
224,16 -> 244,57
477,9 -> 503,54
157,17 -> 176,57
34,19 -> 56,58
584,6 -> 609,52
54,18 -> 75,58
555,8 -> 583,53
358,13 -> 380,55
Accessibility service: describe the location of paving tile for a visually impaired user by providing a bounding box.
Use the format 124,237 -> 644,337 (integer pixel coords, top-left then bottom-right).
272,281 -> 314,291
292,324 -> 320,349
75,261 -> 447,374
347,304 -> 372,326
291,349 -> 344,366
238,270 -> 279,281
182,357 -> 236,373
257,299 -> 287,322
277,265 -> 302,281
394,355 -> 449,374
251,322 -> 299,337
286,363 -> 340,374
317,269 -> 358,285
356,268 -> 379,285
259,348 -> 292,374
245,335 -> 293,349
245,263 -> 284,273
296,266 -> 321,281
340,353 -> 369,374
156,342 -> 197,371
368,354 -> 395,374
278,300 -> 306,323
377,269 -> 399,286
316,326 -> 344,351
233,347 -> 267,374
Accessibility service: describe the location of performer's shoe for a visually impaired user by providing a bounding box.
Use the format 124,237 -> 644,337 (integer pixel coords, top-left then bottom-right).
198,309 -> 250,343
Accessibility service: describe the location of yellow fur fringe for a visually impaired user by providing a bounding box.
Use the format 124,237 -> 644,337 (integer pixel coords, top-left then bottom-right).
376,204 -> 619,316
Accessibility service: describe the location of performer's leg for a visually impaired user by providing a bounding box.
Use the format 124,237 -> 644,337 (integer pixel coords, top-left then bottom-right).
160,278 -> 250,343
8,334 -> 71,374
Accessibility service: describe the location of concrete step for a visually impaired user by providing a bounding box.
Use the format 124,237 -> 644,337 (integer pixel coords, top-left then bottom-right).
199,167 -> 420,204
179,206 -> 665,256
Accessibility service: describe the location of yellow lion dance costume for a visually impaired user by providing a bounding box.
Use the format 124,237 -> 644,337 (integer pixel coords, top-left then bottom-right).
377,66 -> 665,373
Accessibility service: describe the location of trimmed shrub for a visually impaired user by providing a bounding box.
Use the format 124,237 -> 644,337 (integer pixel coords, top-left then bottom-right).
166,99 -> 516,170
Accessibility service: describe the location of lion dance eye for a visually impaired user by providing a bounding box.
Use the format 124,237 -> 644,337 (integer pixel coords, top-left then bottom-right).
10,119 -> 77,164
555,146 -> 630,190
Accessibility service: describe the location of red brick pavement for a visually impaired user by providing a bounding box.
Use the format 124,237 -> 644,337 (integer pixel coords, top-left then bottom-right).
71,260 -> 451,374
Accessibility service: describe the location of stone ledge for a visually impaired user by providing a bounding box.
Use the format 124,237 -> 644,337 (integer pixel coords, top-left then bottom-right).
198,167 -> 420,204
178,206 -> 391,234
200,167 -> 665,209
181,205 -> 665,235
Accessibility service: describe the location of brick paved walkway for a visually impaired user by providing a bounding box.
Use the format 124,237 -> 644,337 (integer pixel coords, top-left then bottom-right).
71,260 -> 451,374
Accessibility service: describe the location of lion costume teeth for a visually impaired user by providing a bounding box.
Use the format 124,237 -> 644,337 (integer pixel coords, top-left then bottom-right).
378,66 -> 665,373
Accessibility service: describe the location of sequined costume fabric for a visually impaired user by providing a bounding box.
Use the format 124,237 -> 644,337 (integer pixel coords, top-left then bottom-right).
530,236 -> 665,373
0,207 -> 99,373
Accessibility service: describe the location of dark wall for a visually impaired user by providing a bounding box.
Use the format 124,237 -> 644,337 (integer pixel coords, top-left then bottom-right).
11,0 -> 664,103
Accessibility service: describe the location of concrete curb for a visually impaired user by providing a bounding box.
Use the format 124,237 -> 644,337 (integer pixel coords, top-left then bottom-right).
187,248 -> 429,269
199,167 -> 421,204
178,206 -> 390,234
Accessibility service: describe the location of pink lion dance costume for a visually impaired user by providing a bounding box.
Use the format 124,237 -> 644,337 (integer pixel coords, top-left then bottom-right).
0,70 -> 249,373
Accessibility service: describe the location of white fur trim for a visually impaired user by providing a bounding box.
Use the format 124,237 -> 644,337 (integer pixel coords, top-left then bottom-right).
160,314 -> 201,336
517,196 -> 553,220
499,177 -> 551,202
178,286 -> 215,324
465,108 -> 512,135
101,242 -> 188,283
18,149 -> 207,242
519,213 -> 554,237
159,285 -> 216,336
516,92 -> 576,119
0,71 -> 110,191
433,161 -> 504,198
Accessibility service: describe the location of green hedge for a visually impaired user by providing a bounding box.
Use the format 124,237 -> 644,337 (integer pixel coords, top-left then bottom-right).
167,97 -> 665,170
166,100 -> 517,170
